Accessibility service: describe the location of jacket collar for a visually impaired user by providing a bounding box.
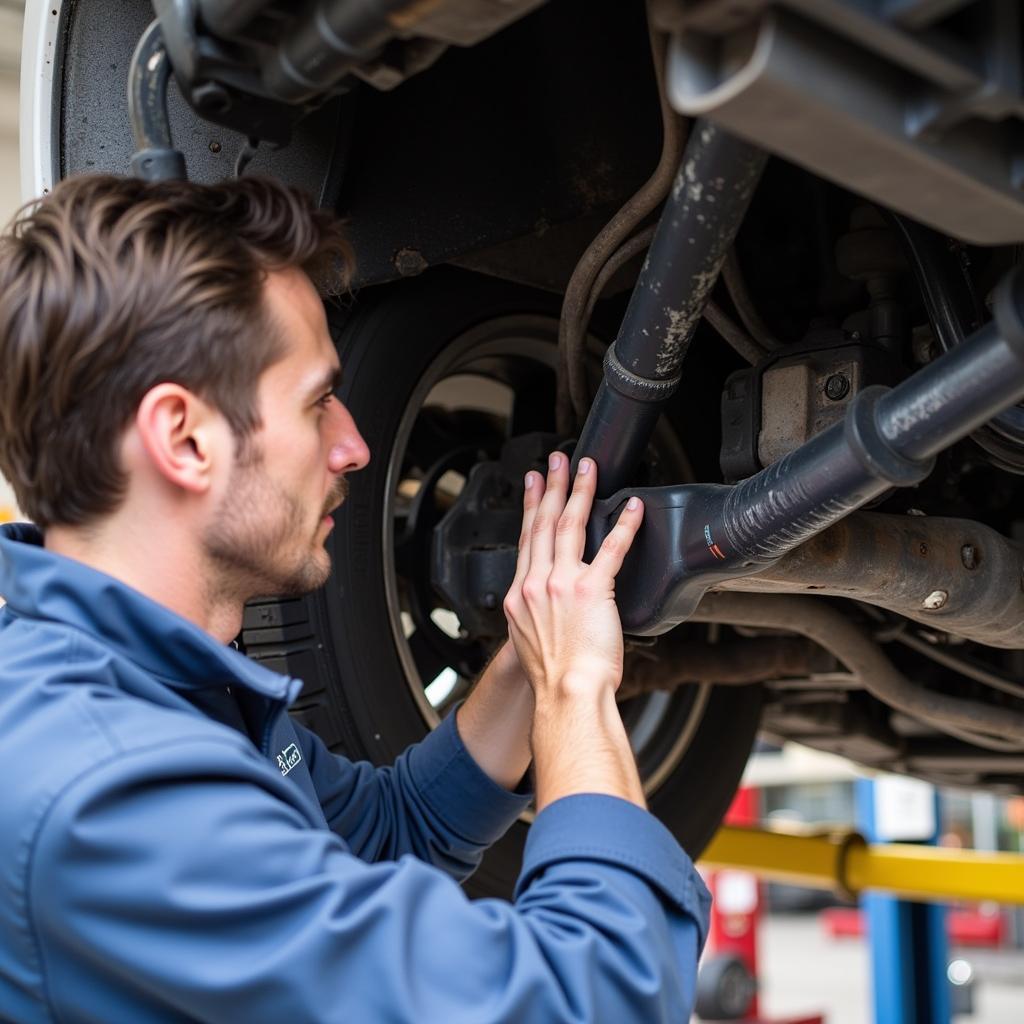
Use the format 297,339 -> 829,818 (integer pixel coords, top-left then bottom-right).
0,522 -> 298,702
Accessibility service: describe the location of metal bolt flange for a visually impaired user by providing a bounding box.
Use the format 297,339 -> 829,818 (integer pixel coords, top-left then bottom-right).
825,374 -> 851,401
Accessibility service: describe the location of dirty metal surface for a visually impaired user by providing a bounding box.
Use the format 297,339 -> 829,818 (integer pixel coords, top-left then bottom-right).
720,511 -> 1024,648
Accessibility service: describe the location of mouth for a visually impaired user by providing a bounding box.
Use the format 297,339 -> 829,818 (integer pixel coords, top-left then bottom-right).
322,479 -> 350,522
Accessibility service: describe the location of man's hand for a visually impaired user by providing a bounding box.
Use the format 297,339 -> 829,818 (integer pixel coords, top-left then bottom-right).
503,451 -> 646,810
504,451 -> 643,700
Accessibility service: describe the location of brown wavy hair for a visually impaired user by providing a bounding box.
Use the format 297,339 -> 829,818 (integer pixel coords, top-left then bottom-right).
0,174 -> 354,529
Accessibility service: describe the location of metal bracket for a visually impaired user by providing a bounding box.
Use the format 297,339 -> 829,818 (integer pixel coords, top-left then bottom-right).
128,21 -> 187,180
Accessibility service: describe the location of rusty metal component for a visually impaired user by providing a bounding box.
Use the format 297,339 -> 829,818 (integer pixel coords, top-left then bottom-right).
722,332 -> 898,478
593,264 -> 1024,638
719,511 -> 1024,649
666,7 -> 1024,245
558,12 -> 687,433
690,592 -> 1024,747
573,121 -> 767,498
758,353 -> 861,466
825,373 -> 850,401
618,636 -> 831,700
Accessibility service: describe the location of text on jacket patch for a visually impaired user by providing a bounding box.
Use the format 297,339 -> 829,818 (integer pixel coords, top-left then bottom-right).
277,743 -> 302,775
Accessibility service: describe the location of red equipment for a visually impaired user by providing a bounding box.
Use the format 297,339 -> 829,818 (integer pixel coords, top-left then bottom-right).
697,787 -> 825,1024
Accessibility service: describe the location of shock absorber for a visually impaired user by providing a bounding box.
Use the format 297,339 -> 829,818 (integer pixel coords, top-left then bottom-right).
572,120 -> 768,497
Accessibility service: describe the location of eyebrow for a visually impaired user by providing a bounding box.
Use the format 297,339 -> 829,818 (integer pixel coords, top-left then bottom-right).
305,364 -> 343,404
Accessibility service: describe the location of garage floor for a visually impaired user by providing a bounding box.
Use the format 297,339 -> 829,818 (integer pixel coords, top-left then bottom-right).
756,913 -> 1023,1024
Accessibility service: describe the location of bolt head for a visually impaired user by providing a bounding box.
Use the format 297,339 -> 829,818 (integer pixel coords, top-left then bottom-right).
393,247 -> 428,277
191,82 -> 231,114
960,544 -> 977,570
923,589 -> 948,610
825,374 -> 851,401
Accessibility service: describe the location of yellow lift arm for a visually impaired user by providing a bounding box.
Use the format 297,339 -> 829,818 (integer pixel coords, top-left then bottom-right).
701,825 -> 1024,905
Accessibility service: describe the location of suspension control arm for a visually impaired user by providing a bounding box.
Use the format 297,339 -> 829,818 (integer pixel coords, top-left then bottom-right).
588,268 -> 1024,635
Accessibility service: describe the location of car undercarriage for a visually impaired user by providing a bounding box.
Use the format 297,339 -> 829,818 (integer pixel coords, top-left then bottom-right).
27,0 -> 1024,880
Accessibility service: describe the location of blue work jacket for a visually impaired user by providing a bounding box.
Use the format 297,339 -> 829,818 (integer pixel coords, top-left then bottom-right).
0,522 -> 710,1023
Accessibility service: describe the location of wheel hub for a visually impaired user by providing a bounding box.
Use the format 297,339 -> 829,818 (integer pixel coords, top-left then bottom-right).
431,431 -> 563,639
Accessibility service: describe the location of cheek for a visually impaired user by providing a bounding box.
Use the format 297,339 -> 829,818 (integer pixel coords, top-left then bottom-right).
263,424 -> 324,488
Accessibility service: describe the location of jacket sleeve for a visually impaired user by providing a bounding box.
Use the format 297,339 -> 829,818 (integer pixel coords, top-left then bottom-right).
29,737 -> 710,1024
293,705 -> 532,878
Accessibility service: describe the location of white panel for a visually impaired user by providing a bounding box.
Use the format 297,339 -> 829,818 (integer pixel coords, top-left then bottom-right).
873,774 -> 936,841
20,0 -> 58,200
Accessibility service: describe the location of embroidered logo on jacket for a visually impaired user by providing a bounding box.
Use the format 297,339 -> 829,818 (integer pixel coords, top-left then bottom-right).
276,743 -> 302,775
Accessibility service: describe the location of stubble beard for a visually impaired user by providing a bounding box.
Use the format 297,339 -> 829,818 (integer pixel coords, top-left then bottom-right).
202,448 -> 348,605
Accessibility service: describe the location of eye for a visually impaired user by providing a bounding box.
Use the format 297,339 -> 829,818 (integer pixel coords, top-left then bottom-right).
316,392 -> 335,410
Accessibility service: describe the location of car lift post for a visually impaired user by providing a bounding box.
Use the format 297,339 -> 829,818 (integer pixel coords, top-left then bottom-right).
855,779 -> 950,1024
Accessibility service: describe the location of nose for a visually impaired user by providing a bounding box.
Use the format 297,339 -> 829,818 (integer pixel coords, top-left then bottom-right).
327,399 -> 371,474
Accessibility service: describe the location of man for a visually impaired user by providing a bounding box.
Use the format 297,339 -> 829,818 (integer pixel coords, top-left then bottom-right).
0,174 -> 709,1022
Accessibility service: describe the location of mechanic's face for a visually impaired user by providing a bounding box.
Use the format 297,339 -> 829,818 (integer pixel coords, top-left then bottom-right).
202,268 -> 370,600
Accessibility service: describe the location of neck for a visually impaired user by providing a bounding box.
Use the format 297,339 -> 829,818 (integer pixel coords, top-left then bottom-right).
45,515 -> 244,644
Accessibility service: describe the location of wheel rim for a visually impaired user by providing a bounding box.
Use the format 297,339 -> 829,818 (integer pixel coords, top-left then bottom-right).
381,312 -> 707,799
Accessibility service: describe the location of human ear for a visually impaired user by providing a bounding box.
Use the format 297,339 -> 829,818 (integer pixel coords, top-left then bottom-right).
134,384 -> 223,494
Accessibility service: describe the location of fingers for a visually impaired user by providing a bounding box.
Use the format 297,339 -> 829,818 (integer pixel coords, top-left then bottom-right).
589,496 -> 644,579
511,468 -> 545,587
554,456 -> 597,567
527,451 -> 570,574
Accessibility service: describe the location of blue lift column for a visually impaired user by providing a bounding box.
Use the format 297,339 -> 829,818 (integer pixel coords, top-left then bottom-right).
856,777 -> 950,1024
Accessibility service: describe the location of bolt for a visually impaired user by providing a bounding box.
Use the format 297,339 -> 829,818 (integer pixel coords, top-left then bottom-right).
825,374 -> 850,401
209,140 -> 221,154
191,82 -> 231,114
960,544 -> 977,570
482,592 -> 498,610
393,247 -> 428,277
923,589 -> 948,610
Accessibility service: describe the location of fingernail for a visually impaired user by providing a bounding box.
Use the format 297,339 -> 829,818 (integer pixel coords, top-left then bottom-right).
549,452 -> 562,471
524,471 -> 535,489
577,458 -> 591,475
627,496 -> 639,510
